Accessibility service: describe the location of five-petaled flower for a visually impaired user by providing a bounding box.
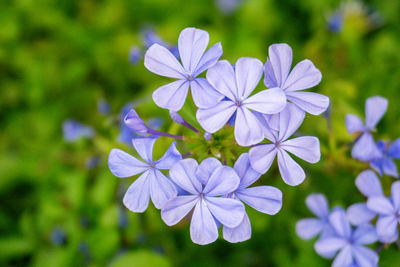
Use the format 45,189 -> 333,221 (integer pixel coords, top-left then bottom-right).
145,27 -> 224,111
108,136 -> 181,212
249,103 -> 321,186
346,96 -> 388,161
197,57 -> 287,146
161,158 -> 245,245
315,209 -> 379,267
369,139 -> 400,178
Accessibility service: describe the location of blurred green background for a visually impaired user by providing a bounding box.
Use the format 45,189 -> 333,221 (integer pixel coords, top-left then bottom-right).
1,0 -> 400,266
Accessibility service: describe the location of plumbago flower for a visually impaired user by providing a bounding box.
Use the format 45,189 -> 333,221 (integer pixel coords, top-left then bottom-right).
197,57 -> 286,146
367,181 -> 400,243
63,119 -> 94,142
108,136 -> 181,212
145,27 -> 224,111
263,43 -> 329,116
315,209 -> 379,267
296,194 -> 336,242
369,139 -> 400,178
161,158 -> 245,245
346,96 -> 388,161
346,170 -> 383,226
107,27 -> 329,245
249,103 -> 321,186
222,153 -> 282,243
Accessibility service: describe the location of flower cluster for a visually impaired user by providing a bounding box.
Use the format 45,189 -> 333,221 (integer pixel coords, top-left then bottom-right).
108,27 -> 329,245
297,96 -> 399,266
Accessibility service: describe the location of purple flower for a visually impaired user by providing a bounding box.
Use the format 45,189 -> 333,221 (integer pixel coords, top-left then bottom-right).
264,43 -> 329,116
97,99 -> 110,115
327,12 -> 343,33
296,194 -> 335,244
161,158 -> 245,245
216,0 -> 244,14
315,209 -> 378,267
129,46 -> 142,65
62,119 -> 94,142
370,139 -> 400,178
367,181 -> 400,243
118,104 -> 137,145
346,96 -> 388,161
108,136 -> 182,212
197,57 -> 287,146
222,153 -> 282,243
347,170 -> 383,226
249,103 -> 320,186
145,27 -> 224,111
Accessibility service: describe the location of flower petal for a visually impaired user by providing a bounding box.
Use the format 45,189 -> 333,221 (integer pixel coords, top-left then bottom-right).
306,193 -> 329,218
329,209 -> 351,239
367,196 -> 395,215
295,218 -> 324,240
314,237 -> 346,259
190,78 -> 224,108
206,60 -> 237,100
203,166 -> 240,196
352,246 -> 379,267
248,143 -> 277,174
376,215 -> 398,243
193,42 -> 223,76
190,200 -> 219,245
282,136 -> 320,163
234,153 -> 261,189
382,157 -> 398,178
144,43 -> 185,79
286,91 -> 329,115
132,136 -> 157,163
388,138 -> 400,159
123,171 -> 151,212
345,114 -> 364,134
161,195 -> 199,226
169,158 -> 202,194
278,103 -> 305,142
277,149 -> 305,186
351,132 -> 380,162
123,109 -> 149,135
347,203 -> 376,226
352,224 -> 377,245
332,246 -> 353,267
196,100 -> 237,133
235,57 -> 263,99
283,59 -> 322,91
152,80 -> 190,111
223,212 -> 251,243
196,157 -> 223,185
178,27 -> 209,73
205,196 -> 245,228
236,186 -> 282,215
150,169 -> 178,209
234,107 -> 264,146
355,170 -> 383,197
264,43 -> 293,88
243,87 -> 287,114
252,111 -> 279,142
108,149 -> 148,177
155,141 -> 182,169
365,96 -> 388,129
391,181 -> 400,211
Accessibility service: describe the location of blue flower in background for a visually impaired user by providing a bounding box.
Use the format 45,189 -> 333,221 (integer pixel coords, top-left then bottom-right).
118,103 -> 137,145
315,209 -> 378,267
347,170 -> 382,226
161,158 -> 245,245
369,139 -> 400,178
215,0 -> 244,15
108,136 -> 181,212
129,46 -> 142,65
145,27 -> 224,111
367,181 -> 400,243
264,43 -> 329,116
142,28 -> 180,58
63,119 -> 94,142
97,99 -> 110,115
296,194 -> 336,244
222,153 -> 282,243
327,12 -> 343,33
197,57 -> 286,146
346,96 -> 388,161
50,227 -> 67,246
249,103 -> 320,186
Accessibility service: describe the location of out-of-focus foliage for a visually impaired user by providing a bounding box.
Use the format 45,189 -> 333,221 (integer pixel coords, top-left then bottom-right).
0,0 -> 399,266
